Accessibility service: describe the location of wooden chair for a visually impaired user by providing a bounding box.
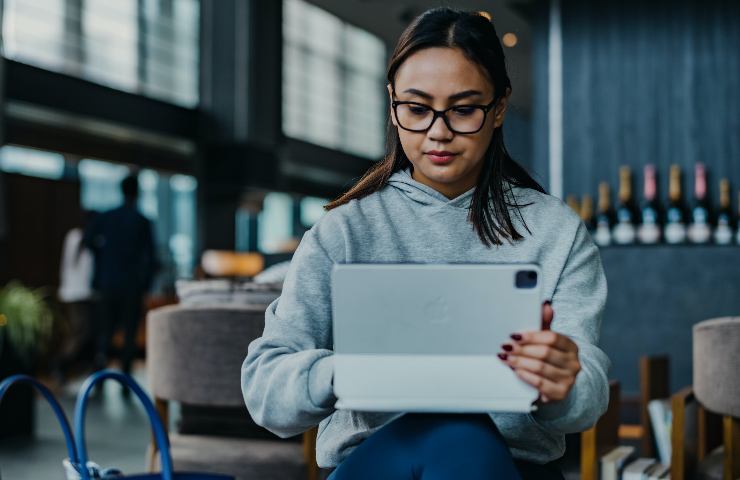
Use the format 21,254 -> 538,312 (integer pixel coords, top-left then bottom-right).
616,355 -> 671,455
670,386 -> 740,480
303,426 -> 320,480
646,317 -> 740,480
580,380 -> 621,480
639,355 -> 670,456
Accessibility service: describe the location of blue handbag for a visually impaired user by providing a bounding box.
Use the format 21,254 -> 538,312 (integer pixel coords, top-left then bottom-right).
0,374 -> 81,474
1,370 -> 234,480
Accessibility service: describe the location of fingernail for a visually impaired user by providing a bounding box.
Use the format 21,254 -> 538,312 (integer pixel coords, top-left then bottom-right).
497,353 -> 508,360
510,333 -> 522,341
501,344 -> 513,352
544,300 -> 552,306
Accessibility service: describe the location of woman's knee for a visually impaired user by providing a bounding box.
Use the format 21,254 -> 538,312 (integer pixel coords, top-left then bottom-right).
409,414 -> 521,479
331,414 -> 519,480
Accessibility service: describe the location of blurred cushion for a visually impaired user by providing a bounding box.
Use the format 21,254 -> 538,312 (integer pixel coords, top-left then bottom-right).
147,304 -> 267,406
693,317 -> 740,418
175,279 -> 281,306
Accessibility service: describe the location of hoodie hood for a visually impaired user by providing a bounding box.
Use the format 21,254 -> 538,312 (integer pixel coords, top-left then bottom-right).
386,166 -> 476,210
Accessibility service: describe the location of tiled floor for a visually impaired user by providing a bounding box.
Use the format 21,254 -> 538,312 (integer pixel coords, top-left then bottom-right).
0,364 -> 169,479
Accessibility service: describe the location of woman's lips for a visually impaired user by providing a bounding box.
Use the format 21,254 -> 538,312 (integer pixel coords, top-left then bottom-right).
426,152 -> 457,164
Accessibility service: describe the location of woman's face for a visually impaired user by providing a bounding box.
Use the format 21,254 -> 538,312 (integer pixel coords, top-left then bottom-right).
388,47 -> 507,199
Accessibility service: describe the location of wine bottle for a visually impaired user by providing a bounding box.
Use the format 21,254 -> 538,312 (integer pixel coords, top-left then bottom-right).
664,164 -> 687,244
714,179 -> 733,245
580,194 -> 595,232
637,164 -> 661,244
594,182 -> 614,246
613,166 -> 638,244
687,163 -> 711,244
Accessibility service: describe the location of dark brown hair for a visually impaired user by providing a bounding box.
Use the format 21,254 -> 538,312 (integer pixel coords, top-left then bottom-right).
324,7 -> 545,247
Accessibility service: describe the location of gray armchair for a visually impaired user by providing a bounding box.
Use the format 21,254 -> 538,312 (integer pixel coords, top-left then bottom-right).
146,303 -> 320,480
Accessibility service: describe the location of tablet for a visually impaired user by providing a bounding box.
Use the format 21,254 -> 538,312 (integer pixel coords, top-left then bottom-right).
331,263 -> 542,412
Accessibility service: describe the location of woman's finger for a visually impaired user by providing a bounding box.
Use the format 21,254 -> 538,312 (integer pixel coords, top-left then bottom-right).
504,354 -> 574,382
541,301 -> 554,330
509,329 -> 578,353
501,343 -> 575,370
513,368 -> 573,402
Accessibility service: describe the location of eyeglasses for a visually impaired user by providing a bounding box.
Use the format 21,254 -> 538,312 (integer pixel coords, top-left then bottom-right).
391,97 -> 497,134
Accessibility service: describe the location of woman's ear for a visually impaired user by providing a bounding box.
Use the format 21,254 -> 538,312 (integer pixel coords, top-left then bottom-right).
493,94 -> 509,129
387,83 -> 398,127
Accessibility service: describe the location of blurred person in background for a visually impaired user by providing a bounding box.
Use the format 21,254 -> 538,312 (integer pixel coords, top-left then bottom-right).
84,175 -> 158,380
55,210 -> 97,384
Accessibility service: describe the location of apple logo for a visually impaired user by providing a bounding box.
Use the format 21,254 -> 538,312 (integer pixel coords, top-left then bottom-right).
423,295 -> 451,325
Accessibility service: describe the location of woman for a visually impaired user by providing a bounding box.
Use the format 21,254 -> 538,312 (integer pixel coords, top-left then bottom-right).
56,210 -> 96,383
243,7 -> 609,479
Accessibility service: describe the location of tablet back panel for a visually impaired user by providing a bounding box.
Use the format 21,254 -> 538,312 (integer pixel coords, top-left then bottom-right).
330,263 -> 542,412
332,263 -> 542,355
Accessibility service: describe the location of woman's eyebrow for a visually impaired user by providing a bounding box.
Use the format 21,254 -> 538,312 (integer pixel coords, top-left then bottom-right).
401,88 -> 484,100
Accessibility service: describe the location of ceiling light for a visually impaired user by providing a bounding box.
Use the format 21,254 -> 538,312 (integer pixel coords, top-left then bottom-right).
502,32 -> 518,48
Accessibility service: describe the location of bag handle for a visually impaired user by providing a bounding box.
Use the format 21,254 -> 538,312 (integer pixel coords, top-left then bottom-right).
74,369 -> 174,480
0,375 -> 81,471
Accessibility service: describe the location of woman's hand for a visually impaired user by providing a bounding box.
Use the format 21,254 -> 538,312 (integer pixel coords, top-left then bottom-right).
497,302 -> 581,403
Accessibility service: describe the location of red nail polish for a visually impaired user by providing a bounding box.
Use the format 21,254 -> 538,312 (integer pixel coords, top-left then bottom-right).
497,353 -> 508,360
501,344 -> 513,352
510,333 -> 522,341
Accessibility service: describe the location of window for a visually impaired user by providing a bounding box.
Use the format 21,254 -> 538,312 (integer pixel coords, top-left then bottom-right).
257,192 -> 294,253
138,169 -> 160,221
1,0 -> 65,71
236,193 -> 328,254
300,196 -> 328,227
283,0 -> 386,159
78,159 -> 131,212
169,174 -> 197,278
2,0 -> 200,107
0,145 -> 66,179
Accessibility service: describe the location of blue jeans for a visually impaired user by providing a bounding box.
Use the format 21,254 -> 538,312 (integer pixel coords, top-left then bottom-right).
327,413 -> 564,480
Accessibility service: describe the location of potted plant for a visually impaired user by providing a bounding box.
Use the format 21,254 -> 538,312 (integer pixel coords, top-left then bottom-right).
0,281 -> 54,437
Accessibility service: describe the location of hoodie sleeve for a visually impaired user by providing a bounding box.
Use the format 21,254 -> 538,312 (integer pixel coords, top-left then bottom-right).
531,221 -> 611,435
241,224 -> 339,438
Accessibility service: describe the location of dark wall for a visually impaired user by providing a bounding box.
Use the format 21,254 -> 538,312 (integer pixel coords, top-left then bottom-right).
504,109 -> 535,176
599,245 -> 740,396
533,0 -> 740,201
0,174 -> 81,290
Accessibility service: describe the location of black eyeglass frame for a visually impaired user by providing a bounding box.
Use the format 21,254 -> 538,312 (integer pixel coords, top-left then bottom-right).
390,96 -> 498,134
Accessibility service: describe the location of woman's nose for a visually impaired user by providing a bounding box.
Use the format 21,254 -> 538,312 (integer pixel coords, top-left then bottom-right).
427,115 -> 454,141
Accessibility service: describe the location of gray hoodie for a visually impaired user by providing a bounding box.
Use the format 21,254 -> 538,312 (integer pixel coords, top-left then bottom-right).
242,167 -> 610,468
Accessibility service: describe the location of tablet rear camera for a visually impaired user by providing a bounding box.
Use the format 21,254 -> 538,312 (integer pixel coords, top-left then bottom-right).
515,270 -> 538,289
